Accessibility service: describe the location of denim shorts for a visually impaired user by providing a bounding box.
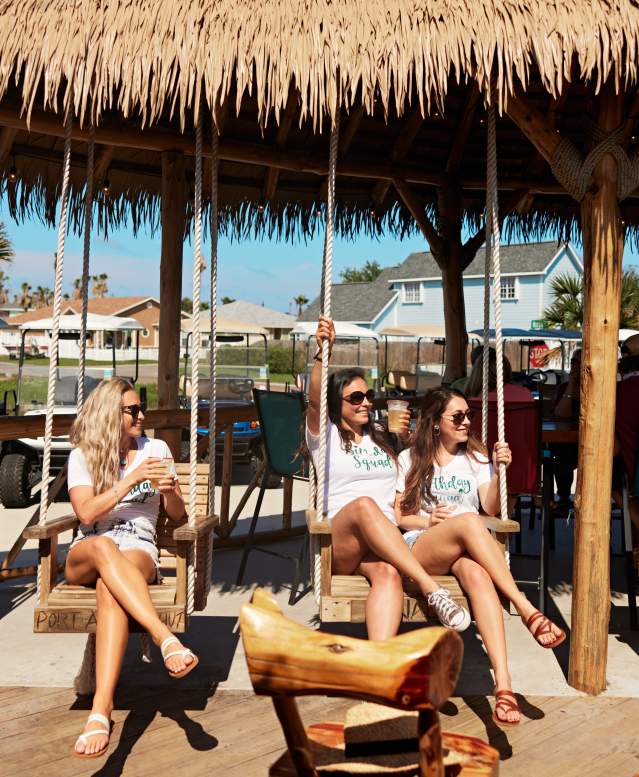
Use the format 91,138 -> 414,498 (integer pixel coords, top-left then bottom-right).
71,520 -> 160,570
402,528 -> 426,550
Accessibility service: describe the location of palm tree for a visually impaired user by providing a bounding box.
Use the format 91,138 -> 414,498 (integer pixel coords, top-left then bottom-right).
0,222 -> 14,265
34,286 -> 50,308
0,270 -> 9,305
293,294 -> 309,316
91,273 -> 109,298
543,269 -> 639,330
17,282 -> 32,310
71,277 -> 83,300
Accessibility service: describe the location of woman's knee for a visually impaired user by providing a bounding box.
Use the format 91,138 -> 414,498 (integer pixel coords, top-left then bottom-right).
456,512 -> 487,535
367,561 -> 403,589
457,558 -> 492,590
91,536 -> 118,565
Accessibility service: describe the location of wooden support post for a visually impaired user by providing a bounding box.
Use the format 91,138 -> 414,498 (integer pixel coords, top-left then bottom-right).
38,536 -> 58,605
569,82 -> 625,694
441,259 -> 467,383
219,422 -> 234,537
282,476 -> 293,530
417,709 -> 444,777
157,150 -> 186,459
271,696 -> 319,777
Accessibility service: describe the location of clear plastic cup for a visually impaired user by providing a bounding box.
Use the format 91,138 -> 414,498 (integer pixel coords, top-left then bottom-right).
387,399 -> 409,433
150,458 -> 176,489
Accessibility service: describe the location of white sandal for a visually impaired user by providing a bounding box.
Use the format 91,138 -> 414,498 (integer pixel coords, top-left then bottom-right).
160,636 -> 199,679
72,712 -> 112,759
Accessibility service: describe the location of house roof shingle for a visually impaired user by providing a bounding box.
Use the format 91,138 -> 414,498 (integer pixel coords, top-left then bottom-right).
219,300 -> 296,329
9,296 -> 157,326
298,271 -> 398,324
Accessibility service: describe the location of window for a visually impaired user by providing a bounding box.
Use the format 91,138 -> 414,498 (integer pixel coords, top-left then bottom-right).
403,281 -> 422,303
500,277 -> 517,300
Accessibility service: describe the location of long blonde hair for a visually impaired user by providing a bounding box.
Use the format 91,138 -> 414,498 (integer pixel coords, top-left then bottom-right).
70,377 -> 134,495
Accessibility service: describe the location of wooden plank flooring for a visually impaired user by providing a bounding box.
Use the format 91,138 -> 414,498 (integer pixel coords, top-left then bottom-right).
0,686 -> 638,776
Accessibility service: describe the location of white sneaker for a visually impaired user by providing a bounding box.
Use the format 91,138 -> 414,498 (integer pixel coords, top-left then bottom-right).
427,588 -> 471,632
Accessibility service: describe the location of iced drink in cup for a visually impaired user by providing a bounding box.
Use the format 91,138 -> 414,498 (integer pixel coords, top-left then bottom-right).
150,458 -> 177,489
387,399 -> 409,434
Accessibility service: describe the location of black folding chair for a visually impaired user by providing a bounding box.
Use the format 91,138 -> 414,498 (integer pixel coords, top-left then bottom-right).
235,389 -> 308,604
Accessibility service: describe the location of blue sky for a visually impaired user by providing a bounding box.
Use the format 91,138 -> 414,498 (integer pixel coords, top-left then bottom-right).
2,201 -> 638,313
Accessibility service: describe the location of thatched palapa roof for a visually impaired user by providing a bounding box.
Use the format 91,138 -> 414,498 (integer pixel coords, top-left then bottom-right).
1,1 -> 639,241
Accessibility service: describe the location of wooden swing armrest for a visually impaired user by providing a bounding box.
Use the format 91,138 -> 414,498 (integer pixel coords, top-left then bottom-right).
173,514 -> 219,541
23,514 -> 79,540
481,516 -> 520,533
306,509 -> 332,534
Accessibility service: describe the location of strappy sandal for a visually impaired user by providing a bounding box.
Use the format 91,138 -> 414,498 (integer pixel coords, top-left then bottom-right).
526,610 -> 566,649
72,712 -> 113,759
160,635 -> 199,679
492,690 -> 520,728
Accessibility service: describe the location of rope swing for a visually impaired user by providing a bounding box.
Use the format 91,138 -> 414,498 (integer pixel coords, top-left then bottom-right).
77,129 -> 95,410
311,109 -> 340,603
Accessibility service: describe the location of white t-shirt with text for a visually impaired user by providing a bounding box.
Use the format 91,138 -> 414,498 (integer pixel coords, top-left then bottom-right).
396,448 -> 492,516
306,421 -> 397,523
67,436 -> 173,540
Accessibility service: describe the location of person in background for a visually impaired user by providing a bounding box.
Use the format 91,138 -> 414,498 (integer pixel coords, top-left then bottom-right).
465,349 -> 533,402
450,344 -> 485,394
552,349 -> 581,511
614,334 -> 639,535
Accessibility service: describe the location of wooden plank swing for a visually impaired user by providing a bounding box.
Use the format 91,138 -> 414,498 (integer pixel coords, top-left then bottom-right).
22,107 -> 219,635
306,97 -> 519,625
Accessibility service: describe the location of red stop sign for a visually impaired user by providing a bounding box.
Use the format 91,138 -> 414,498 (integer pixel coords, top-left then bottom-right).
530,342 -> 549,368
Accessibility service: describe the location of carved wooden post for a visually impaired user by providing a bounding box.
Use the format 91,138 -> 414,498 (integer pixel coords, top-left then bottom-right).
417,709 -> 444,777
157,151 -> 186,459
441,257 -> 467,383
569,82 -> 624,694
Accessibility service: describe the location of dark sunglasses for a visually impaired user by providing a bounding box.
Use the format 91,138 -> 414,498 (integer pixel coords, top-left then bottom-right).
442,409 -> 476,425
342,389 -> 376,406
121,403 -> 146,419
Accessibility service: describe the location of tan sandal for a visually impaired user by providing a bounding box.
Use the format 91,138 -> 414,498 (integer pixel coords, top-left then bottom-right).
526,610 -> 566,649
72,713 -> 113,759
492,690 -> 520,728
160,636 -> 199,679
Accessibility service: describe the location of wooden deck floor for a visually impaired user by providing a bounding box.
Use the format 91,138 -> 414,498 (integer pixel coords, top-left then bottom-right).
1,685 -> 638,777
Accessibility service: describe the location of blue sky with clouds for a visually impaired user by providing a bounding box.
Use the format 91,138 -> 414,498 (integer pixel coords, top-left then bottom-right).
2,201 -> 638,314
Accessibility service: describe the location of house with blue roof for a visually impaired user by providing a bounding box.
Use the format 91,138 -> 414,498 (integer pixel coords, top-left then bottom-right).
300,241 -> 583,333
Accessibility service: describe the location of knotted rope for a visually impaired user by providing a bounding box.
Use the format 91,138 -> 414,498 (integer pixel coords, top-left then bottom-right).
38,101 -> 73,531
482,203 -> 491,446
187,116 -> 205,614
551,124 -> 639,202
486,103 -> 509,528
207,127 -> 220,595
77,130 -> 94,410
312,111 -> 340,604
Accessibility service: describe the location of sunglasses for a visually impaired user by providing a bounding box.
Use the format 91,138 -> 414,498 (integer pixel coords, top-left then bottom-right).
342,389 -> 376,406
122,403 -> 146,419
442,409 -> 475,425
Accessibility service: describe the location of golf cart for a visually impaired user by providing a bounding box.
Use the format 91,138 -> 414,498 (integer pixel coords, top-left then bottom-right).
0,313 -> 144,507
180,317 -> 279,486
378,324 -> 446,395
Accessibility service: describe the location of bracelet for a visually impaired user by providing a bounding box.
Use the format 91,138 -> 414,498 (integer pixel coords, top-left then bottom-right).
112,484 -> 119,504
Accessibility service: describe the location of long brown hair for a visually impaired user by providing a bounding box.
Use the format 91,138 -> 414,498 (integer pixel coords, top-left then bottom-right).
465,349 -> 512,397
327,368 -> 397,460
400,387 -> 487,514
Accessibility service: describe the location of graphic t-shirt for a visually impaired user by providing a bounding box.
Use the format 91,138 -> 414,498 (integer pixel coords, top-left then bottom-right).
396,448 -> 492,516
67,436 -> 173,540
306,421 -> 397,523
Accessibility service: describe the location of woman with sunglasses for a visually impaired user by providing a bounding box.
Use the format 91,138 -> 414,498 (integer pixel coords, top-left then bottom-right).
65,378 -> 198,758
396,387 -> 565,727
306,317 -> 471,641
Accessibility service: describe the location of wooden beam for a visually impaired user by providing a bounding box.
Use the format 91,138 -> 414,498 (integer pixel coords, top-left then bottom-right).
318,105 -> 365,200
619,89 -> 639,144
528,91 -> 569,178
392,177 -> 442,254
505,92 -> 563,165
461,188 -> 531,265
157,150 -> 186,459
263,87 -> 299,201
446,84 -> 480,174
93,145 -> 114,183
0,126 -> 16,165
569,81 -> 624,695
372,108 -> 424,205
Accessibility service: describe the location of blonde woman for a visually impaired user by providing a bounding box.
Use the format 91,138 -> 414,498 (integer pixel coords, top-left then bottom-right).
66,378 -> 198,759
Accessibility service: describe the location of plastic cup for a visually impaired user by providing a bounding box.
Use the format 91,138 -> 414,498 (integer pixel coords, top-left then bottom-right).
387,399 -> 409,433
150,458 -> 175,489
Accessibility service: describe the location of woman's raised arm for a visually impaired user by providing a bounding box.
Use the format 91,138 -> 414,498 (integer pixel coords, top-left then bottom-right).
306,315 -> 335,436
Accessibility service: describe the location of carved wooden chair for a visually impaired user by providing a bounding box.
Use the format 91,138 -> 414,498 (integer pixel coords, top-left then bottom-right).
240,588 -> 499,776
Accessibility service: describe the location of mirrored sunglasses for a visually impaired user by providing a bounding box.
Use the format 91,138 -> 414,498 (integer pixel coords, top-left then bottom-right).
342,389 -> 376,406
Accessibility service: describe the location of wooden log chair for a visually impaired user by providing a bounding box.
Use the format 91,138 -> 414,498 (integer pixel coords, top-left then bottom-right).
24,463 -> 217,633
240,588 -> 499,777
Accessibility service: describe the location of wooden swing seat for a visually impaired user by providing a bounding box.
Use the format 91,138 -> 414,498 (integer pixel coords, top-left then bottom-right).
307,509 -> 520,623
24,463 -> 217,634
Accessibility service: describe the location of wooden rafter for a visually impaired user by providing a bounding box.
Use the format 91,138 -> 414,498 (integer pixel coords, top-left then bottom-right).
445,84 -> 480,174
371,108 -> 424,205
505,92 -> 563,166
263,86 -> 298,201
0,126 -> 16,165
527,91 -> 569,178
461,188 -> 531,263
93,145 -> 114,183
392,177 -> 442,255
318,104 -> 365,200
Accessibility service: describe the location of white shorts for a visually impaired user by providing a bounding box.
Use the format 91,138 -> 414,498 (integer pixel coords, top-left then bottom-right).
70,521 -> 160,570
402,528 -> 426,550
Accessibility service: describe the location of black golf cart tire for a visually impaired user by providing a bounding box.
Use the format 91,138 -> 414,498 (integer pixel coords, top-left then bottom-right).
0,452 -> 32,508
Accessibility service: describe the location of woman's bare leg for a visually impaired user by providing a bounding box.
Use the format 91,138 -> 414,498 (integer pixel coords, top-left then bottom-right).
358,555 -> 404,640
411,513 -> 562,644
330,497 -> 439,597
451,557 -> 519,724
65,539 -> 193,673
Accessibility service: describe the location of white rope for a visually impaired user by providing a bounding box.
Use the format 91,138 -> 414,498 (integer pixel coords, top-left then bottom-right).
39,101 -> 73,528
207,127 -> 220,595
77,130 -> 95,410
187,116 -> 204,614
482,199 -> 491,446
312,111 -> 340,604
487,103 -> 509,526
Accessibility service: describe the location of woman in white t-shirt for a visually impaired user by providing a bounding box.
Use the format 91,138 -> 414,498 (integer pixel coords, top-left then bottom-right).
66,378 -> 198,759
306,317 -> 471,641
396,387 -> 565,727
